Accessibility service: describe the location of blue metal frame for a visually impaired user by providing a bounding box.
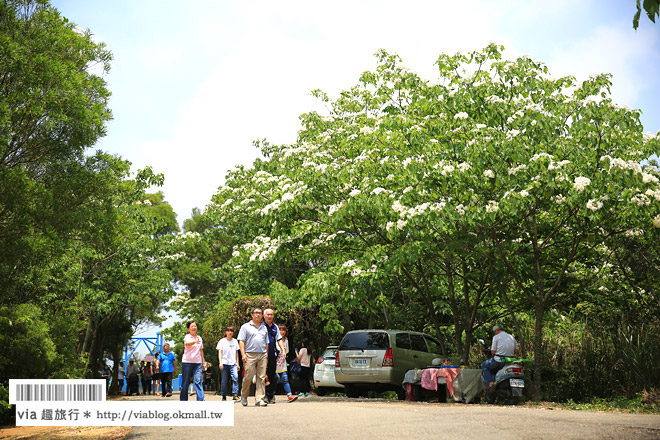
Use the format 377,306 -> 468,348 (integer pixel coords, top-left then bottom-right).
120,332 -> 163,391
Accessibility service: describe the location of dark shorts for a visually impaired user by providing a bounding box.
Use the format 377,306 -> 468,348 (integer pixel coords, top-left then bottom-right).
152,373 -> 160,380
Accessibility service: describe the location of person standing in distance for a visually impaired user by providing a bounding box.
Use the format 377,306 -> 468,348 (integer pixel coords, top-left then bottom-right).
481,324 -> 519,388
180,320 -> 205,401
263,308 -> 287,404
216,326 -> 241,401
237,307 -> 269,407
158,343 -> 176,397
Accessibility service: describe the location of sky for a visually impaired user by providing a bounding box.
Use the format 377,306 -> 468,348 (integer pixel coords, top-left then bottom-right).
49,0 -> 660,347
52,0 -> 660,229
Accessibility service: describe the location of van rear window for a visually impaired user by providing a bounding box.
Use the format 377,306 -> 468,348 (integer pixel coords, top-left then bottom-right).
339,332 -> 390,350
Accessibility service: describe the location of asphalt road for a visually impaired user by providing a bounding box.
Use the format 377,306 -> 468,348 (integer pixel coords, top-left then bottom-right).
125,393 -> 660,440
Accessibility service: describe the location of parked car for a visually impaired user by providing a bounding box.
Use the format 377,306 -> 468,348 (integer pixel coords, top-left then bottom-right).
313,345 -> 344,395
334,329 -> 447,399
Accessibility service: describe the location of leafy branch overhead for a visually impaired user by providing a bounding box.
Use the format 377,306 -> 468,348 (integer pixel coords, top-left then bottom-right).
634,0 -> 660,29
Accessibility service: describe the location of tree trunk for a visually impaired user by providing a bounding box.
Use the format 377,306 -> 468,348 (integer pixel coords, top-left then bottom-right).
531,300 -> 545,401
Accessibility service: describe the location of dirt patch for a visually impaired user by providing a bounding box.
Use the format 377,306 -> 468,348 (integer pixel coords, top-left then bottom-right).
0,425 -> 131,439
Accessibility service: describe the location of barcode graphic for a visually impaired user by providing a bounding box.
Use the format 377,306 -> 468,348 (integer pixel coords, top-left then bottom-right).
14,383 -> 103,401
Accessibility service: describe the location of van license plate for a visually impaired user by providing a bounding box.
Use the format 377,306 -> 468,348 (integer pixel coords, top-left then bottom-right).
353,358 -> 368,366
510,379 -> 524,388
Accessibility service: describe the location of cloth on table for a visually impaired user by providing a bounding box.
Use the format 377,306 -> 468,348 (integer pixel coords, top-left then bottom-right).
421,367 -> 459,395
450,369 -> 483,404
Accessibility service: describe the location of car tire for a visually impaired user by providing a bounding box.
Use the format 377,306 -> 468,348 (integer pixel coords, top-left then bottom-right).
315,387 -> 327,396
344,384 -> 360,398
396,387 -> 406,400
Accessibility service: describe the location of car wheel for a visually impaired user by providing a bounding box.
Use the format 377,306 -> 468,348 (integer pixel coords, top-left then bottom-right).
315,387 -> 327,396
507,396 -> 520,405
396,387 -> 406,400
344,384 -> 360,398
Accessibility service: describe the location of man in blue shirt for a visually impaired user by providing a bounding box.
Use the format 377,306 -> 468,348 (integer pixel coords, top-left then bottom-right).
263,308 -> 287,404
157,343 -> 176,397
238,307 -> 269,407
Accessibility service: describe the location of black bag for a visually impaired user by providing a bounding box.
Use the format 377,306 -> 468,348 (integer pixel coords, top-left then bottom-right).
290,360 -> 302,375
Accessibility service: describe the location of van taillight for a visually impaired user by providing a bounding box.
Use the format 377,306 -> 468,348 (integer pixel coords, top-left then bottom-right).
335,355 -> 341,368
316,357 -> 325,364
382,348 -> 393,367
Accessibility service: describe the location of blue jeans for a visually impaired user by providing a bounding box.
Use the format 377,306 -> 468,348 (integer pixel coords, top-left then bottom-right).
277,371 -> 292,395
481,358 -> 504,385
180,362 -> 204,401
221,364 -> 239,396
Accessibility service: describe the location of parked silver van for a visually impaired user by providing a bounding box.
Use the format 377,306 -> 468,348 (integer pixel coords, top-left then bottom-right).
334,329 -> 446,399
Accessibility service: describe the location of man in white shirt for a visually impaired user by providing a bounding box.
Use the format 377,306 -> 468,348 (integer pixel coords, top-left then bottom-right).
481,325 -> 518,388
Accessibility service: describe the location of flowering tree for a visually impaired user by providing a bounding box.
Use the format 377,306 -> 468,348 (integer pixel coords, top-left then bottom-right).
197,44 -> 660,398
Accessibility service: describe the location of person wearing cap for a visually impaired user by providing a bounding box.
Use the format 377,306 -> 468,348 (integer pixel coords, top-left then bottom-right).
481,325 -> 519,388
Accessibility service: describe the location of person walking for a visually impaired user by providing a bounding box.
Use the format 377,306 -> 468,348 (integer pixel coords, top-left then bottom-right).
216,326 -> 241,401
237,307 -> 269,407
276,325 -> 298,403
180,320 -> 205,401
152,352 -> 161,395
141,361 -> 152,395
157,343 -> 176,397
263,308 -> 287,404
296,340 -> 312,396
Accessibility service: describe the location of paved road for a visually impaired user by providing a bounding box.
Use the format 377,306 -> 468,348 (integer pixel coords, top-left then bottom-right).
125,393 -> 660,440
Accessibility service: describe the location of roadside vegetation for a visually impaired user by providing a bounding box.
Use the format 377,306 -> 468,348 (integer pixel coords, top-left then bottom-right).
2,0 -> 659,424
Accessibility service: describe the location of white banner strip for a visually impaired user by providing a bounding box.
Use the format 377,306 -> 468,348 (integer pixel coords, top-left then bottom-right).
14,401 -> 234,426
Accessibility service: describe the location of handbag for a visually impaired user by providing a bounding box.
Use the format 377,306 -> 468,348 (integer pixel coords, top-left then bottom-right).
290,360 -> 302,375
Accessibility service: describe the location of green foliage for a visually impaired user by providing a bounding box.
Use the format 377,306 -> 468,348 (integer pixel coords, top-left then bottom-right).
0,304 -> 57,381
634,0 -> 660,29
561,394 -> 660,414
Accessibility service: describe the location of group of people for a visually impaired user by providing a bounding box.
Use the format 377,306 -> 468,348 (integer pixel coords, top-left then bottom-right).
178,306 -> 312,405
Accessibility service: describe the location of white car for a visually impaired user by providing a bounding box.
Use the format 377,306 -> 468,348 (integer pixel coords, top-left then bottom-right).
313,346 -> 344,395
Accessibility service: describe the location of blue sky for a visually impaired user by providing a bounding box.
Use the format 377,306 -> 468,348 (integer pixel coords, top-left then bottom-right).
48,0 -> 660,346
52,0 -> 660,229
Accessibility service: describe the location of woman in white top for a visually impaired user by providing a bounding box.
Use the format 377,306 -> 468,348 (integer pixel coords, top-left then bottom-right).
296,339 -> 312,396
216,326 -> 241,401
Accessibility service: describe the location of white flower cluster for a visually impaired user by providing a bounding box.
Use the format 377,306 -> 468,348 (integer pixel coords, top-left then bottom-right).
328,202 -> 344,216
371,187 -> 392,196
600,155 -> 643,174
161,252 -> 186,260
486,201 -> 499,213
573,176 -> 591,193
342,260 -> 357,268
457,162 -> 471,172
483,169 -> 495,178
548,160 -> 570,171
631,193 -> 650,206
553,194 -> 566,204
586,199 -> 603,211
455,204 -> 466,215
174,231 -> 200,240
644,188 -> 660,201
530,153 -> 553,162
349,189 -> 362,197
243,236 -> 282,262
360,126 -> 374,135
486,95 -> 506,104
392,200 -> 446,220
642,173 -> 659,184
454,112 -> 469,120
625,229 -> 644,237
653,215 -> 660,228
508,164 -> 527,175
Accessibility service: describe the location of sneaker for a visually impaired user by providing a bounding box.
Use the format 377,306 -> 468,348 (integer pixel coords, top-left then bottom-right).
267,397 -> 276,404
232,395 -> 240,401
305,393 -> 310,396
166,393 -> 172,397
298,393 -> 305,397
241,397 -> 248,407
222,396 -> 226,401
255,400 -> 268,407
287,395 -> 298,403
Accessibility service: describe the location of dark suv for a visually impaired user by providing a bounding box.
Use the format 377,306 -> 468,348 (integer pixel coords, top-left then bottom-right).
334,330 -> 446,399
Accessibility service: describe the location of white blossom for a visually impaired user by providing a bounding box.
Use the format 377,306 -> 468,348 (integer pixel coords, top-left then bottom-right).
397,219 -> 408,230
654,215 -> 660,228
573,176 -> 591,193
351,268 -> 363,277
360,126 -> 374,135
454,112 -> 469,120
455,204 -> 466,215
586,199 -> 603,211
486,201 -> 499,213
349,189 -> 362,197
483,169 -> 495,178
342,260 -> 356,268
520,190 -> 529,197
